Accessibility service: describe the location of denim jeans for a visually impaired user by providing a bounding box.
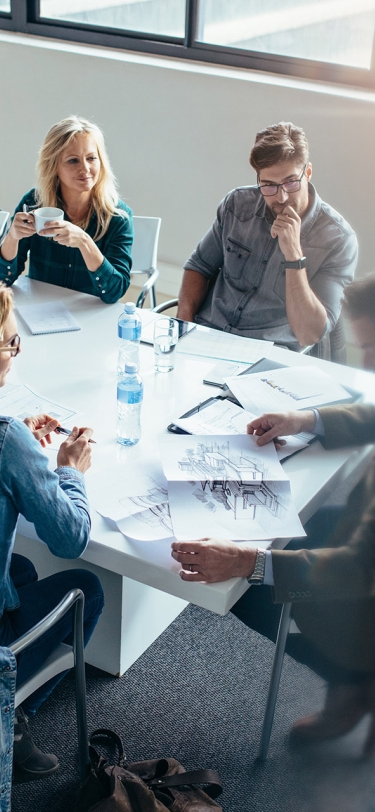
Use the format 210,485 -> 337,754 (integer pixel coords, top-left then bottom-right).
0,554 -> 104,715
231,506 -> 367,684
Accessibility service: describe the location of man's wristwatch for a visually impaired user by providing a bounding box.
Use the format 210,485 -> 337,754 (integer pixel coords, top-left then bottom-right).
281,257 -> 307,269
247,549 -> 266,584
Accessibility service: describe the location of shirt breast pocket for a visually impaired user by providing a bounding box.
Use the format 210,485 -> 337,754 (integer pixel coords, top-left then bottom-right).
224,237 -> 252,280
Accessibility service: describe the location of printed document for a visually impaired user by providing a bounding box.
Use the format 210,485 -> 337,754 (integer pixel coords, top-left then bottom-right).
226,365 -> 352,415
0,382 -> 76,423
173,398 -> 310,461
176,325 -> 273,364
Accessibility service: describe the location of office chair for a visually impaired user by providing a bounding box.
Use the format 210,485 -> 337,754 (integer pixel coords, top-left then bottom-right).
131,216 -> 161,309
153,298 -> 178,314
10,588 -> 89,784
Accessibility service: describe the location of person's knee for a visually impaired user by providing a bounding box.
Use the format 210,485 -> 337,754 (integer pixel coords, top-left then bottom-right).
10,554 -> 38,588
71,569 -> 104,611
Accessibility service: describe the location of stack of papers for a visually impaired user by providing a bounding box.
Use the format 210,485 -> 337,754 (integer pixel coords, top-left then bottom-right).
226,364 -> 352,415
176,325 -> 273,364
172,398 -> 311,461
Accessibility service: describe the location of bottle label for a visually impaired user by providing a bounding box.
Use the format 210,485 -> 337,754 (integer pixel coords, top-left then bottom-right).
118,322 -> 141,340
117,385 -> 143,404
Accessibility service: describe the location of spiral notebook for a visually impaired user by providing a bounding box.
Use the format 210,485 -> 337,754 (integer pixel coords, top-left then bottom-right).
17,302 -> 81,335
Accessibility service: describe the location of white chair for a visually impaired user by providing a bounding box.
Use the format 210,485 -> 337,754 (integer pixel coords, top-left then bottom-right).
10,588 -> 89,784
131,216 -> 161,309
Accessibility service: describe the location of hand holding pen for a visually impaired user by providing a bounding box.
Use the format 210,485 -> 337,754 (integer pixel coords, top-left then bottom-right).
56,426 -> 97,444
23,414 -> 96,447
57,426 -> 94,474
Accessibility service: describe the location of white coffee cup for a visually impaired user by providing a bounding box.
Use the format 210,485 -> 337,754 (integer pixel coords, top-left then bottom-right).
33,207 -> 64,237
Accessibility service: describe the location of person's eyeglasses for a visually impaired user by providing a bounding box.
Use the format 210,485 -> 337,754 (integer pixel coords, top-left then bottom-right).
258,165 -> 307,197
0,334 -> 21,357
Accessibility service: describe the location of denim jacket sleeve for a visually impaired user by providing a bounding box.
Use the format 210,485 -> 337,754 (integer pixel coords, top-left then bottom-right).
0,647 -> 16,812
0,418 -> 91,558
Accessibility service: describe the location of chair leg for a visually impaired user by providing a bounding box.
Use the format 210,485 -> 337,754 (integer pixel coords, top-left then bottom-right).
257,602 -> 292,761
149,285 -> 156,310
73,596 -> 90,784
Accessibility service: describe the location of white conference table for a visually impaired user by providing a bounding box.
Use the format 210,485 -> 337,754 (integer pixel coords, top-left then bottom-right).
11,277 -> 375,676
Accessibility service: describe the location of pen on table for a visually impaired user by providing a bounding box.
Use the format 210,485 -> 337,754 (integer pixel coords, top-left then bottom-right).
55,426 -> 97,444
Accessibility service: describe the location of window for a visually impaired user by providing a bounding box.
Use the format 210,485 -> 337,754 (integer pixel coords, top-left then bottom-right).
2,1 -> 375,88
198,1 -> 375,71
39,0 -> 186,39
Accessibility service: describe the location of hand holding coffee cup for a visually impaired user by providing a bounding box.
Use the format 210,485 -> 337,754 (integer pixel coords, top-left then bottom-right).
33,207 -> 64,238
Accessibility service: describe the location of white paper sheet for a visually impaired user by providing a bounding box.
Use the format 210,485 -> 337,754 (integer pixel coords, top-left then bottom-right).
176,325 -> 273,363
174,399 -> 257,435
226,365 -> 352,415
0,383 -> 76,422
160,434 -> 304,541
88,461 -> 173,541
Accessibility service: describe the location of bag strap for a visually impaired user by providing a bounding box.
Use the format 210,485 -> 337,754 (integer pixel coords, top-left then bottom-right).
89,729 -> 126,766
148,769 -> 223,799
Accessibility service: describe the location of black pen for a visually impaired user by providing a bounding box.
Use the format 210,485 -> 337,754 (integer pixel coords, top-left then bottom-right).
55,426 -> 97,444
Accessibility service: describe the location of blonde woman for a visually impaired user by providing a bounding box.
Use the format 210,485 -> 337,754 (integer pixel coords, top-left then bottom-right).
0,285 -> 103,780
0,116 -> 132,303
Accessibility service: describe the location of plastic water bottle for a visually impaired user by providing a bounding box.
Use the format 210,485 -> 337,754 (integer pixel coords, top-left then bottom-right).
117,363 -> 143,446
117,302 -> 141,376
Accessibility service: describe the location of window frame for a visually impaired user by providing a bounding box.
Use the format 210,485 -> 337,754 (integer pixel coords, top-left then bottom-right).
1,0 -> 375,90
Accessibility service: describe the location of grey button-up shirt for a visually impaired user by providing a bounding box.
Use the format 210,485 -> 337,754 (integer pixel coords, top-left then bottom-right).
184,183 -> 358,349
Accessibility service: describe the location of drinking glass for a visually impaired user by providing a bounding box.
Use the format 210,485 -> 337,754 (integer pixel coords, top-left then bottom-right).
153,317 -> 178,372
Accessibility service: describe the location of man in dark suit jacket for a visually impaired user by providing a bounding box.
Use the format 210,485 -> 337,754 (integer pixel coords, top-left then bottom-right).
171,274 -> 375,755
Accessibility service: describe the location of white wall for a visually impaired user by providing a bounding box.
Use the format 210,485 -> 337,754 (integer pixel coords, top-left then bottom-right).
1,32 -> 375,343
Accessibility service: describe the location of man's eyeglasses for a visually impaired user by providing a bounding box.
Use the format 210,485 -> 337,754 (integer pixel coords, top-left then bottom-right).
0,334 -> 21,357
258,165 -> 307,197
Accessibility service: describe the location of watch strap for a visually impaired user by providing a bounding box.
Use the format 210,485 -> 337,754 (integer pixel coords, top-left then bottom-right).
247,549 -> 266,584
281,256 -> 307,269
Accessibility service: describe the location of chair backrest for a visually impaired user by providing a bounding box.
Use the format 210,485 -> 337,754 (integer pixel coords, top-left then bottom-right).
131,216 -> 161,273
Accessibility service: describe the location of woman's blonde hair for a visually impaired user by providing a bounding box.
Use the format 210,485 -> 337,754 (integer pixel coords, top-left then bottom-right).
36,115 -> 119,240
0,284 -> 13,341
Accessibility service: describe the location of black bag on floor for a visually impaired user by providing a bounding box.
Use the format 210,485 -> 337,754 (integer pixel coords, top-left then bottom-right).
76,729 -> 223,812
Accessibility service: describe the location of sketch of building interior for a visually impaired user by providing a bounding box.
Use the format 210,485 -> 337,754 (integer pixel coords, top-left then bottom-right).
119,480 -> 168,513
178,440 -> 284,522
117,478 -> 172,535
133,502 -> 172,533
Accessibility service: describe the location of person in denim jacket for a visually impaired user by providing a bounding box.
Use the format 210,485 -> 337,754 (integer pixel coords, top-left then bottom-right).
0,284 -> 104,782
178,122 -> 357,354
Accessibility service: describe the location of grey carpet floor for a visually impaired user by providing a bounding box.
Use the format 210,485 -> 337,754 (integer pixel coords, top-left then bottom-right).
11,603 -> 375,812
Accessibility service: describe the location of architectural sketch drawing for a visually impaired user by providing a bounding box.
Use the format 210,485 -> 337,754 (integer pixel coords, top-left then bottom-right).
89,465 -> 173,541
119,480 -> 168,514
161,433 -> 304,541
176,440 -> 283,523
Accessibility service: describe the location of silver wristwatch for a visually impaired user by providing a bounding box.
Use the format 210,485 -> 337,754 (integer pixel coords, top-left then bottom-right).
247,549 -> 266,584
